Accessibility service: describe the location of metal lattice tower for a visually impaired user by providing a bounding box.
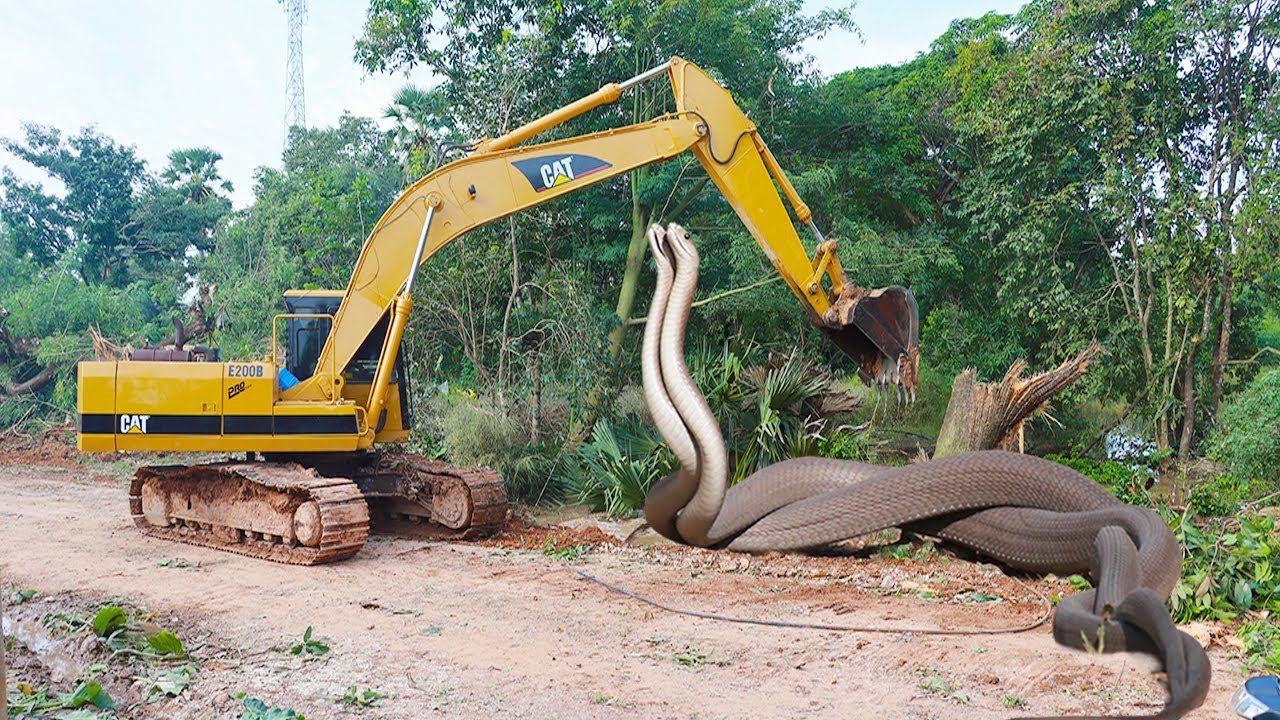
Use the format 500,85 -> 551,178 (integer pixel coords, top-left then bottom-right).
280,0 -> 307,137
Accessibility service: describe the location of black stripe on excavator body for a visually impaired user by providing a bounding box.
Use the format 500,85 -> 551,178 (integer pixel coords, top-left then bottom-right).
79,413 -> 115,434
224,415 -> 273,435
77,413 -> 357,436
79,413 -> 221,435
274,415 -> 359,435
133,415 -> 223,435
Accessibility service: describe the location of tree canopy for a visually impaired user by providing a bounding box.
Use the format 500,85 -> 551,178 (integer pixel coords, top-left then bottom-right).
0,0 -> 1277,493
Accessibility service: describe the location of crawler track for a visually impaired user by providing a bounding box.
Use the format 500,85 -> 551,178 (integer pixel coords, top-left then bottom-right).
129,454 -> 506,564
362,455 -> 507,539
131,463 -> 370,565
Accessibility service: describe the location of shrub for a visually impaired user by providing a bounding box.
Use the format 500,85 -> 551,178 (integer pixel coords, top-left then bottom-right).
431,394 -> 525,472
1187,474 -> 1253,517
566,343 -> 869,518
426,394 -> 572,505
573,419 -> 675,518
503,442 -> 576,507
1239,617 -> 1280,673
1208,369 -> 1280,493
690,342 -> 862,481
1167,511 -> 1279,623
815,424 -> 872,462
1046,454 -> 1154,506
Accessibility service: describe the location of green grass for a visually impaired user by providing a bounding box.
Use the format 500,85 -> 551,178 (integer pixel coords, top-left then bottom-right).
917,667 -> 969,704
287,626 -> 330,657
338,686 -> 384,707
541,540 -> 591,561
1001,694 -> 1028,709
671,646 -> 731,670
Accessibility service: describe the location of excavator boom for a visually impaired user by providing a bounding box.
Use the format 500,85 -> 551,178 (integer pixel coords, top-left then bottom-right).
289,57 -> 920,416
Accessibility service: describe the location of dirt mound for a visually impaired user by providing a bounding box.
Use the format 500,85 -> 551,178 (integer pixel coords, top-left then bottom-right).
482,519 -> 622,551
0,425 -> 96,469
0,424 -> 222,484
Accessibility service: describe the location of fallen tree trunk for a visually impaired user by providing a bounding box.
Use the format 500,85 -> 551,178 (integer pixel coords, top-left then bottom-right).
3,364 -> 58,397
0,307 -> 35,360
0,305 -> 62,401
934,341 -> 1104,458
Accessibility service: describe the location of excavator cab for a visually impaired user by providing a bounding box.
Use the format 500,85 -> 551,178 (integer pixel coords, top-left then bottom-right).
282,290 -> 413,442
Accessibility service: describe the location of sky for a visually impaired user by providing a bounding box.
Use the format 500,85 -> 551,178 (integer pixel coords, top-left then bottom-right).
0,1 -> 1024,209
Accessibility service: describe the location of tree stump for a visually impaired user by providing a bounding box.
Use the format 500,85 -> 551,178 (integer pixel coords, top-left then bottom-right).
934,342 -> 1103,458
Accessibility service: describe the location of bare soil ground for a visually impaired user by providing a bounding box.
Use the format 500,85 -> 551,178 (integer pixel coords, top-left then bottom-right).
0,441 -> 1247,719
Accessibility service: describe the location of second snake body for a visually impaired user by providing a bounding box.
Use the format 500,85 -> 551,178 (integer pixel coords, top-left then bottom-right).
639,224 -> 1210,719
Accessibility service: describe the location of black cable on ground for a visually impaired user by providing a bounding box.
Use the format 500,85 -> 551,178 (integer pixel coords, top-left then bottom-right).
572,567 -> 1053,636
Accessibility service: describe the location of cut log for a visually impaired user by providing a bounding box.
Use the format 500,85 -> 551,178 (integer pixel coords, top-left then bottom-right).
934,342 -> 1104,458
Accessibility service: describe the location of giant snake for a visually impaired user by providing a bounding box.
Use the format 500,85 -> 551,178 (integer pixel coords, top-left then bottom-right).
639,223 -> 1212,719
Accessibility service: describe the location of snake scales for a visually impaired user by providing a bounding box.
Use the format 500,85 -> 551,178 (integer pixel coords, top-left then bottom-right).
639,223 -> 1211,719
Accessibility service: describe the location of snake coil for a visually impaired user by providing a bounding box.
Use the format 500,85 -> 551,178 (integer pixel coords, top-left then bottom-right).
640,223 -> 1211,720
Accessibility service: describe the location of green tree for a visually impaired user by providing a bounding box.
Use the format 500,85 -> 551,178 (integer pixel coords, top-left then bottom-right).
1007,0 -> 1280,458
830,0 -> 1280,461
201,114 -> 402,357
162,147 -> 233,201
355,0 -> 860,371
125,148 -> 233,289
1208,368 -> 1280,492
384,85 -> 461,181
0,127 -> 232,416
0,123 -> 145,285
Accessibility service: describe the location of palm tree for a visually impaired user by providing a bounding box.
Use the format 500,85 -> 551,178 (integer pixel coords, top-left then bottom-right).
161,147 -> 232,202
384,85 -> 457,176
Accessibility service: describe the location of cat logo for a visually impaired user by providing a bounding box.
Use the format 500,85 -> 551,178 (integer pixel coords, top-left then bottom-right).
512,154 -> 612,193
119,414 -> 151,434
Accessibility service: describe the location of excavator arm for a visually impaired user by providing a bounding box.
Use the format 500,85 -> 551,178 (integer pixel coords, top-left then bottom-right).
288,57 -> 920,438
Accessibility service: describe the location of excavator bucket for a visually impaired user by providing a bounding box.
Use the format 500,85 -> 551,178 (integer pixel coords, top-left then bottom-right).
821,284 -> 920,402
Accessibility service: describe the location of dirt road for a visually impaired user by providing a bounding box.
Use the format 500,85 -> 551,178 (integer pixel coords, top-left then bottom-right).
1,464 -> 1243,719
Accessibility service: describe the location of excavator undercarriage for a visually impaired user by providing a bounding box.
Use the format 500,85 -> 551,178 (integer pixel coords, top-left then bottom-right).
130,454 -> 506,565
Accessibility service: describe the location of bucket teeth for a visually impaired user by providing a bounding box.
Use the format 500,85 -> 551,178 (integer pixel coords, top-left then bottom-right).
821,284 -> 920,403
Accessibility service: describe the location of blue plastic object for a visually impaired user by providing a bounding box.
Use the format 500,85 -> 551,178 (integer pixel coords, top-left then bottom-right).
278,367 -> 301,390
1234,676 -> 1280,719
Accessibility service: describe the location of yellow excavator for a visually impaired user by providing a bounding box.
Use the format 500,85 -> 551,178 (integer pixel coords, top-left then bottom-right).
75,57 -> 920,564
